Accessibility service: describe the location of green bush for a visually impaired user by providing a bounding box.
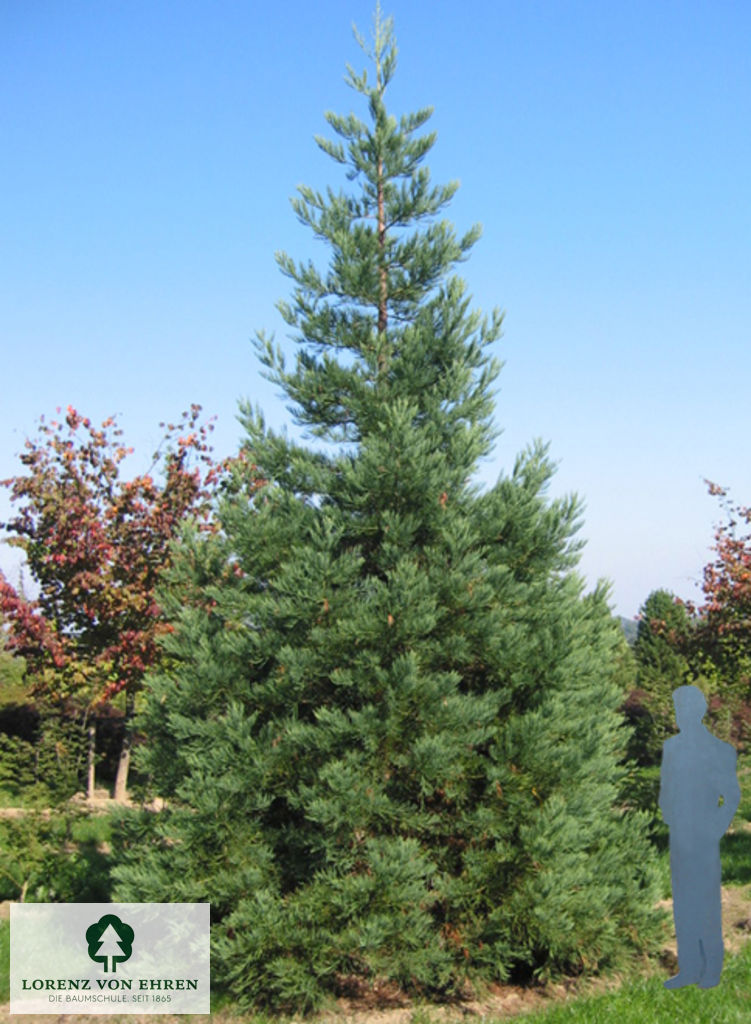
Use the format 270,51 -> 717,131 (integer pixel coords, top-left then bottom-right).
0,707 -> 88,807
0,808 -> 112,903
0,733 -> 36,797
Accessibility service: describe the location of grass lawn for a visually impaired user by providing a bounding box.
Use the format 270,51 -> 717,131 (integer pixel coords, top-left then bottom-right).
519,942 -> 751,1024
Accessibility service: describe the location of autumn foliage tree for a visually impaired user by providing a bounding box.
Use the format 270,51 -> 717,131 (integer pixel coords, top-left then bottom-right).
631,482 -> 751,755
695,483 -> 751,655
0,403 -> 226,799
684,481 -> 751,744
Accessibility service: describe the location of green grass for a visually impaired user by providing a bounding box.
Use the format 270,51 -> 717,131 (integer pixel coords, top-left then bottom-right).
70,809 -> 113,845
735,761 -> 751,819
721,830 -> 751,885
516,942 -> 751,1023
719,753 -> 751,885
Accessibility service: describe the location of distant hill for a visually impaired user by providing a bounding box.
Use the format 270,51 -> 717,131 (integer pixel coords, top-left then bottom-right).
618,616 -> 638,646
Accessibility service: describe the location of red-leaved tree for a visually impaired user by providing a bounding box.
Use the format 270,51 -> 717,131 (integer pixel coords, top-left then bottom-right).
675,481 -> 751,746
697,482 -> 751,655
0,404 -> 230,800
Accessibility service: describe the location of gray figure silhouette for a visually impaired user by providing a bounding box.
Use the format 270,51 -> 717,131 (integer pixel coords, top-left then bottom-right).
658,685 -> 740,989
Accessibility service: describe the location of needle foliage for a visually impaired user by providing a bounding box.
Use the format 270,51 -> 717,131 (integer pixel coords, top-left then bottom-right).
113,9 -> 662,1013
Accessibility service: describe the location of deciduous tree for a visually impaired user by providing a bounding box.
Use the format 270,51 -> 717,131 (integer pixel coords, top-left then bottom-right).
683,482 -> 751,745
0,404 -> 224,799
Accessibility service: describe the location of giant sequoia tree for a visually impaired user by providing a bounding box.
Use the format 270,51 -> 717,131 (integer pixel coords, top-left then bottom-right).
113,11 -> 661,1012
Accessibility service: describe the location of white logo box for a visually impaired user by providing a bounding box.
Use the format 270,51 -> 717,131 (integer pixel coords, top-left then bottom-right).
10,902 -> 210,1014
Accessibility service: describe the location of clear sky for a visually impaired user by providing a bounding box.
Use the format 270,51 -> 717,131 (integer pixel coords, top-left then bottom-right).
2,1 -> 750,619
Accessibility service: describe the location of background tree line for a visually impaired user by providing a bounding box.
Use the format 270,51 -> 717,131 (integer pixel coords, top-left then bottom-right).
622,483 -> 751,822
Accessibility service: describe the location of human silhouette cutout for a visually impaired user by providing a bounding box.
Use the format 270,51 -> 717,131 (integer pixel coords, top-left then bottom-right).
658,685 -> 740,989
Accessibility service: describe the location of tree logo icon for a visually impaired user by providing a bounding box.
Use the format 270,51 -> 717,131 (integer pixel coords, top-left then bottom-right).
86,914 -> 134,973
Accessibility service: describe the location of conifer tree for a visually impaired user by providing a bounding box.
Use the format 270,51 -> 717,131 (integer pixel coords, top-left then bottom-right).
113,9 -> 662,1012
631,590 -> 691,759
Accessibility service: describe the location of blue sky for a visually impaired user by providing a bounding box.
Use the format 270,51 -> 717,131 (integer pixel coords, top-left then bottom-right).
2,0 -> 750,618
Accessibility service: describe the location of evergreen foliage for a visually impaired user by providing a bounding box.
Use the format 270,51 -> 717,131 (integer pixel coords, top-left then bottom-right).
113,9 -> 662,1011
620,589 -> 690,821
630,590 -> 691,764
0,707 -> 87,805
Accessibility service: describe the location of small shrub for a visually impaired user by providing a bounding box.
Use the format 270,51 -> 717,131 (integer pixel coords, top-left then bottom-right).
0,705 -> 89,807
0,807 -> 112,903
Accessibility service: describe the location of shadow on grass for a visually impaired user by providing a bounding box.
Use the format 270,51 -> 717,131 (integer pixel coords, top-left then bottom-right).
69,836 -> 113,901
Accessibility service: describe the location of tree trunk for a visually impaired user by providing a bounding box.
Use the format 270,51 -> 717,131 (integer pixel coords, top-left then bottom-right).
87,719 -> 96,799
113,689 -> 135,803
377,157 -> 387,339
